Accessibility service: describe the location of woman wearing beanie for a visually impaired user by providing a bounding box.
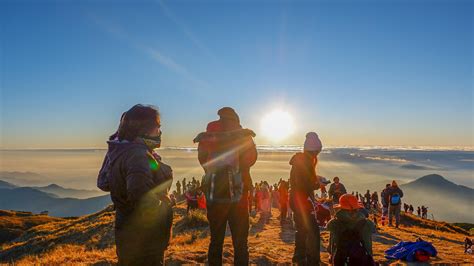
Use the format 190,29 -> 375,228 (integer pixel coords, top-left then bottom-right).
289,132 -> 323,265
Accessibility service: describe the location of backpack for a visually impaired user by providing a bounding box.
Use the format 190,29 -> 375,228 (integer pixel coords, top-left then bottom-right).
332,219 -> 375,266
391,193 -> 401,205
97,154 -> 113,192
201,132 -> 243,204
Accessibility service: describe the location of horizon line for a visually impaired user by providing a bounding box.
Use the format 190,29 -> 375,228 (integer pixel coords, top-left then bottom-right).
1,145 -> 473,152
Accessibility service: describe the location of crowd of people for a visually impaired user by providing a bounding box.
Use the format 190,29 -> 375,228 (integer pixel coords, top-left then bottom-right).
97,104 -> 436,266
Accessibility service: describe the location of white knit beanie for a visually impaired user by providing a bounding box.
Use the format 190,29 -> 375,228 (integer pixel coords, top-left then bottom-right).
304,132 -> 322,153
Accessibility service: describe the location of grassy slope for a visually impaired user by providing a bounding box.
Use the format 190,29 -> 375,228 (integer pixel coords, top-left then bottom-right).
0,210 -> 64,246
0,203 -> 472,265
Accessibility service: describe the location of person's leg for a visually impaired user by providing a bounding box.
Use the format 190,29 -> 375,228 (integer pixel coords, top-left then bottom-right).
281,203 -> 288,222
292,208 -> 307,264
248,195 -> 252,214
117,224 -> 167,266
305,211 -> 321,265
228,195 -> 250,266
381,207 -> 386,226
139,248 -> 164,266
395,204 -> 401,228
207,203 -> 230,266
115,229 -> 133,266
388,206 -> 394,226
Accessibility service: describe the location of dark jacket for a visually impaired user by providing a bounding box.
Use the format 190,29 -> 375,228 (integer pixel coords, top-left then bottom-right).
327,209 -> 376,255
381,188 -> 390,207
289,152 -> 319,210
328,182 -> 347,203
100,139 -> 173,229
388,186 -> 404,206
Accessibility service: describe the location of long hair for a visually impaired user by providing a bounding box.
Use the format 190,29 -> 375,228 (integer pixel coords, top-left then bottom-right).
117,104 -> 160,141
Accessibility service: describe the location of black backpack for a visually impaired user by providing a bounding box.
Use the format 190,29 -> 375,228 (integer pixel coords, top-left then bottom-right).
201,132 -> 243,204
332,219 -> 375,266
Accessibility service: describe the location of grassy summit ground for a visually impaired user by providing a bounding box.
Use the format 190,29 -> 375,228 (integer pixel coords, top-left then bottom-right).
0,203 -> 472,265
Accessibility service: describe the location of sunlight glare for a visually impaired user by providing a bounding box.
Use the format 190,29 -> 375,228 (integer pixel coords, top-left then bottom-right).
261,110 -> 294,142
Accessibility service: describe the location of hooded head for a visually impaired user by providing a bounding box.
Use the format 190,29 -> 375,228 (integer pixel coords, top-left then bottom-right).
118,104 -> 161,149
303,132 -> 322,154
218,107 -> 240,123
217,107 -> 242,131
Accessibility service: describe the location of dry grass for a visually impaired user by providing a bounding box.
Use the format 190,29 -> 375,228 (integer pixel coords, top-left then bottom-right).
0,210 -> 64,247
1,204 -> 473,265
8,244 -> 117,265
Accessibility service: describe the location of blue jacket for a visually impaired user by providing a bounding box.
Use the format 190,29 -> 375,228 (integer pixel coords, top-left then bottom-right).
385,240 -> 437,262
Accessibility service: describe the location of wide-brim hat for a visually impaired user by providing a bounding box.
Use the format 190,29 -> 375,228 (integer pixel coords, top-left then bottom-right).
333,194 -> 364,210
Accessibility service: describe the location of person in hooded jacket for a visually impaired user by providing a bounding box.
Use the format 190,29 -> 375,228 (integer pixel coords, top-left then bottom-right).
193,107 -> 257,266
289,132 -> 322,265
97,104 -> 173,266
388,180 -> 404,228
327,194 -> 376,265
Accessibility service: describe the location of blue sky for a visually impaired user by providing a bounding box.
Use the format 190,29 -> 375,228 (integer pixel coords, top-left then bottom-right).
1,0 -> 472,148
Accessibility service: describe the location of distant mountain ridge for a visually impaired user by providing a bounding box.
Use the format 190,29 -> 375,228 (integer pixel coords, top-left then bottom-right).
403,174 -> 472,192
0,180 -> 17,189
0,187 -> 111,217
28,184 -> 106,199
0,179 -> 106,199
0,171 -> 46,186
400,174 -> 473,223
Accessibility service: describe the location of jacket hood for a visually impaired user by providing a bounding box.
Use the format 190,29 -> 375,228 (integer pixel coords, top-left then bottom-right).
193,128 -> 256,143
105,139 -> 148,162
334,209 -> 366,225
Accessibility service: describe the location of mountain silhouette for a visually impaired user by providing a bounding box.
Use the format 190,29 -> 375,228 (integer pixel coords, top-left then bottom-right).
29,184 -> 106,199
0,180 -> 17,189
0,179 -> 106,199
0,187 -> 111,217
401,174 -> 473,223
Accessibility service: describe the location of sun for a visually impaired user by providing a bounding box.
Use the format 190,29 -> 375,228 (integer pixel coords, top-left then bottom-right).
261,110 -> 294,142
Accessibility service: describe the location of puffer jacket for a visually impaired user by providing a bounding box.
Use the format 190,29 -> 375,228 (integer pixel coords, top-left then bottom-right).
98,138 -> 173,229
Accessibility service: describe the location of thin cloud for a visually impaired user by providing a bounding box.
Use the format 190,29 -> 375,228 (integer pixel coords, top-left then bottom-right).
157,0 -> 218,62
88,13 -> 210,90
141,45 -> 210,88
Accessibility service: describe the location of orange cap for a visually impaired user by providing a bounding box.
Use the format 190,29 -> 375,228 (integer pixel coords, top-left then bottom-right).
334,194 -> 364,210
